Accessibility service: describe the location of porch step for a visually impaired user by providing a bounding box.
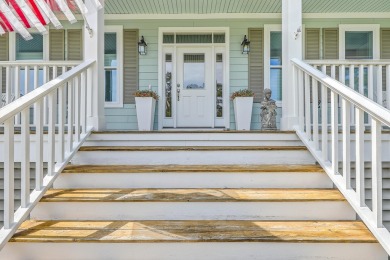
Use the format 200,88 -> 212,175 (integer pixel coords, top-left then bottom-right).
83,131 -> 303,147
30,188 -> 356,221
2,220 -> 385,260
72,146 -> 315,165
54,164 -> 333,189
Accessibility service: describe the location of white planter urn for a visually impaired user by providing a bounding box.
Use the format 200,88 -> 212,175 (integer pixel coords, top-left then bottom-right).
233,97 -> 253,131
135,97 -> 156,131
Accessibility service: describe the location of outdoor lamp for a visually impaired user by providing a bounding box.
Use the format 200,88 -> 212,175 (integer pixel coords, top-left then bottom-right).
241,35 -> 250,54
138,36 -> 147,55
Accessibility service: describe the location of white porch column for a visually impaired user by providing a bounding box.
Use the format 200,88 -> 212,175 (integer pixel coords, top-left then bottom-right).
281,0 -> 302,130
84,0 -> 105,130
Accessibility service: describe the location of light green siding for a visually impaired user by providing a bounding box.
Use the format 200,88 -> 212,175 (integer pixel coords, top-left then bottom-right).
105,19 -> 280,130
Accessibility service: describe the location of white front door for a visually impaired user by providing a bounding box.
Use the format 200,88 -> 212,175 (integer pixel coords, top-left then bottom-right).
176,47 -> 213,127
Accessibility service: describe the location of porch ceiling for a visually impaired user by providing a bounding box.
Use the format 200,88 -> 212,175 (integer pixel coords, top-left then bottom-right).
105,0 -> 390,14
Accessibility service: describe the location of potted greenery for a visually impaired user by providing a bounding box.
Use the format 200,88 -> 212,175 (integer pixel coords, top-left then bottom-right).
134,89 -> 159,131
231,89 -> 254,130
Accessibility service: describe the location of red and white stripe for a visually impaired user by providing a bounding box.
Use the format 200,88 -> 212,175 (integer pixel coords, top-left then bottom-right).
34,0 -> 62,29
13,0 -> 47,34
54,0 -> 77,23
0,0 -> 32,39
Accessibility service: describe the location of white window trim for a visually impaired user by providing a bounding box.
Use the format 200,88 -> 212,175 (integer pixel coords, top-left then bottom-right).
339,24 -> 380,60
104,25 -> 123,108
264,24 -> 282,106
9,29 -> 49,61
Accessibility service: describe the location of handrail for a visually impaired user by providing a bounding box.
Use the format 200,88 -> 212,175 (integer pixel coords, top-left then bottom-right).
292,58 -> 390,255
0,59 -> 95,250
0,60 -> 94,123
306,59 -> 390,65
0,61 -> 82,66
292,58 -> 390,125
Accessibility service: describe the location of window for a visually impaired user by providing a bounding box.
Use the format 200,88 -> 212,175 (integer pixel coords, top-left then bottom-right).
264,25 -> 282,103
345,32 -> 373,59
104,26 -> 123,107
270,32 -> 282,101
15,33 -> 45,94
16,33 -> 43,60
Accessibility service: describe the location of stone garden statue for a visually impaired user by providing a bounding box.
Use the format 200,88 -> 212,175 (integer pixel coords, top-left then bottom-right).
260,89 -> 277,130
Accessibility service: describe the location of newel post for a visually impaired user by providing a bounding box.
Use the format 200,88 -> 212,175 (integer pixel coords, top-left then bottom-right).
83,0 -> 105,130
281,0 -> 302,130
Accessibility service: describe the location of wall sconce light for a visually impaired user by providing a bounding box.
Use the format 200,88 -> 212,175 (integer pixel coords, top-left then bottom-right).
241,35 -> 250,54
138,36 -> 147,55
294,26 -> 302,40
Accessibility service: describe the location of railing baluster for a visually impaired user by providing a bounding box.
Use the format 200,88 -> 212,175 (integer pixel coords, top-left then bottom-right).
358,65 -> 364,95
21,109 -> 30,208
339,65 -> 345,84
75,76 -> 81,142
35,99 -> 43,191
321,83 -> 328,161
81,71 -> 87,134
368,65 -> 374,100
377,65 -> 383,105
330,65 -> 336,79
48,92 -> 56,176
14,66 -> 20,124
355,107 -> 365,207
304,74 -> 311,139
372,119 -> 383,228
58,85 -> 65,161
298,69 -> 304,131
387,65 -> 390,109
349,65 -> 355,90
331,91 -> 339,174
67,80 -> 74,153
4,118 -> 15,229
312,78 -> 319,150
43,66 -> 49,125
5,66 -> 11,104
24,65 -> 29,95
342,98 -> 351,189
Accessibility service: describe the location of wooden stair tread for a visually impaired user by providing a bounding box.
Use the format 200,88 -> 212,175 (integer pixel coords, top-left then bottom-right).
78,146 -> 307,152
41,189 -> 344,202
63,164 -> 323,173
11,220 -> 376,243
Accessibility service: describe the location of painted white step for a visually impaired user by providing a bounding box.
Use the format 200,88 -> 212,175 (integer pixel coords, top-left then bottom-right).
2,220 -> 386,260
83,131 -> 304,147
30,189 -> 356,221
54,165 -> 332,189
71,146 -> 316,165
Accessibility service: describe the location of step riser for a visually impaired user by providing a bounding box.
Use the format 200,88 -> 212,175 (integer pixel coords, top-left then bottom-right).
72,150 -> 315,165
83,140 -> 303,147
31,201 -> 356,221
2,243 -> 386,260
54,172 -> 332,189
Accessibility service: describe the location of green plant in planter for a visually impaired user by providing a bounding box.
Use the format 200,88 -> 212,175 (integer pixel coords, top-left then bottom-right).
230,89 -> 254,100
134,90 -> 159,100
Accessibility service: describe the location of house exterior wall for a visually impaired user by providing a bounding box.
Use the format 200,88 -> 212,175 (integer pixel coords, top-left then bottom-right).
104,19 -> 281,130
103,17 -> 390,131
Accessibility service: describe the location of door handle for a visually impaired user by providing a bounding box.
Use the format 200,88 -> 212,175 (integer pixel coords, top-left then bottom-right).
177,84 -> 180,101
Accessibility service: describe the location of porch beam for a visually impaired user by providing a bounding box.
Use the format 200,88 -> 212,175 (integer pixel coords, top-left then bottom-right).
281,0 -> 302,130
83,0 -> 105,130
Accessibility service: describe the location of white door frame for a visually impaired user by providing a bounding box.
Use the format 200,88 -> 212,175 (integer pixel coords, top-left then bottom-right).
158,27 -> 230,130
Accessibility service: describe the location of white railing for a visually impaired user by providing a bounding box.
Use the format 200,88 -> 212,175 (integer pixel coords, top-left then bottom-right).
0,61 -> 81,109
306,60 -> 390,109
292,58 -> 390,255
0,59 -> 95,249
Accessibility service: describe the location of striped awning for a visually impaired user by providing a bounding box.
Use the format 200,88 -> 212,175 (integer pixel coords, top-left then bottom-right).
0,0 -> 102,39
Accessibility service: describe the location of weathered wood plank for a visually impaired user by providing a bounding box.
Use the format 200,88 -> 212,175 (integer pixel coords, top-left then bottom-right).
11,220 -> 377,243
62,164 -> 324,173
41,188 -> 344,202
78,146 -> 307,151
